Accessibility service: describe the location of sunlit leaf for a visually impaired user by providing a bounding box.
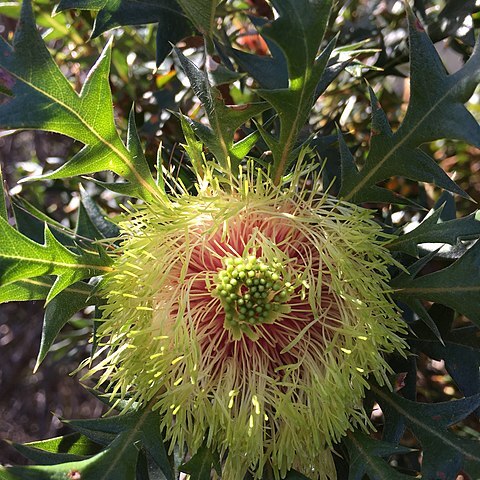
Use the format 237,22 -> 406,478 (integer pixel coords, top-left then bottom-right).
1,432 -> 138,480
0,217 -> 112,302
0,0 -> 159,200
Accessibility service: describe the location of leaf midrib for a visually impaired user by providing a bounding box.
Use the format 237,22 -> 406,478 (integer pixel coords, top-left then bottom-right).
344,82 -> 454,201
0,251 -> 112,272
373,386 -> 480,463
395,285 -> 480,294
7,69 -> 158,199
347,434 -> 395,480
8,278 -> 94,295
273,6 -> 311,185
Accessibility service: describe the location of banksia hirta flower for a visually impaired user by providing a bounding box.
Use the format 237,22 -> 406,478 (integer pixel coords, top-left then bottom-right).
90,163 -> 407,479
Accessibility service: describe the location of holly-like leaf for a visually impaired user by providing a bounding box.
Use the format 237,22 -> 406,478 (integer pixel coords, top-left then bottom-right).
0,276 -> 52,303
174,47 -> 268,170
373,386 -> 480,480
409,304 -> 480,415
0,1 -> 159,200
55,0 -> 193,65
1,431 -> 138,480
387,205 -> 480,256
392,241 -> 480,325
341,5 -> 480,202
344,431 -> 414,480
254,0 -> 334,184
66,408 -> 173,480
0,217 -> 112,302
13,433 -> 102,465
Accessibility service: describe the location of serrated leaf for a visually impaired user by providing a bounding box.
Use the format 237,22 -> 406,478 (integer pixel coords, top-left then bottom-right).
174,48 -> 268,170
35,281 -> 98,371
387,207 -> 480,256
410,304 -> 480,415
55,0 -> 193,65
206,56 -> 245,86
13,433 -> 102,465
392,241 -> 480,325
222,15 -> 288,90
256,0 -> 334,183
0,276 -> 52,303
180,114 -> 204,177
373,386 -> 480,480
1,431 -> 138,480
0,217 -> 112,302
180,444 -> 220,480
261,0 -> 331,81
340,85 -> 468,201
0,1 -> 159,200
342,7 -> 480,202
176,0 -> 219,36
66,409 -> 173,480
344,430 -> 414,480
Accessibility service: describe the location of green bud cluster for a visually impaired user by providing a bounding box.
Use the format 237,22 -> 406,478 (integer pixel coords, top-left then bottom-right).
214,255 -> 295,338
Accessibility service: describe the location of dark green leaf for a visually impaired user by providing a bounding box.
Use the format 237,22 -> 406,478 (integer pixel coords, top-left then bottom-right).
344,430 -> 414,480
67,409 -> 173,480
342,6 -> 479,202
340,85 -> 468,201
79,186 -> 120,239
410,304 -> 480,414
261,0 -> 331,81
387,206 -> 480,256
35,281 -> 98,371
180,444 -> 220,480
373,386 -> 480,479
392,241 -> 480,325
256,0 -> 334,183
174,48 -> 268,170
75,202 -> 105,242
55,0 -> 193,65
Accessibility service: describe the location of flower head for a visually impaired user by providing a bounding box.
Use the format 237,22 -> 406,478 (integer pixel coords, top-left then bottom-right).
90,164 -> 406,479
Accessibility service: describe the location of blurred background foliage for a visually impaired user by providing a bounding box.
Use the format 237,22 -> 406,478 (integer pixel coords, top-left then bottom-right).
0,0 -> 479,470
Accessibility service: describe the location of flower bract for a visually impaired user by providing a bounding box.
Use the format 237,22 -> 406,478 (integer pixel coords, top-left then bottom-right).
89,164 -> 407,479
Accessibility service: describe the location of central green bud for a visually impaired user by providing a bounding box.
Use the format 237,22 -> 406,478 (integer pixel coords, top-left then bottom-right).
213,255 -> 295,340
